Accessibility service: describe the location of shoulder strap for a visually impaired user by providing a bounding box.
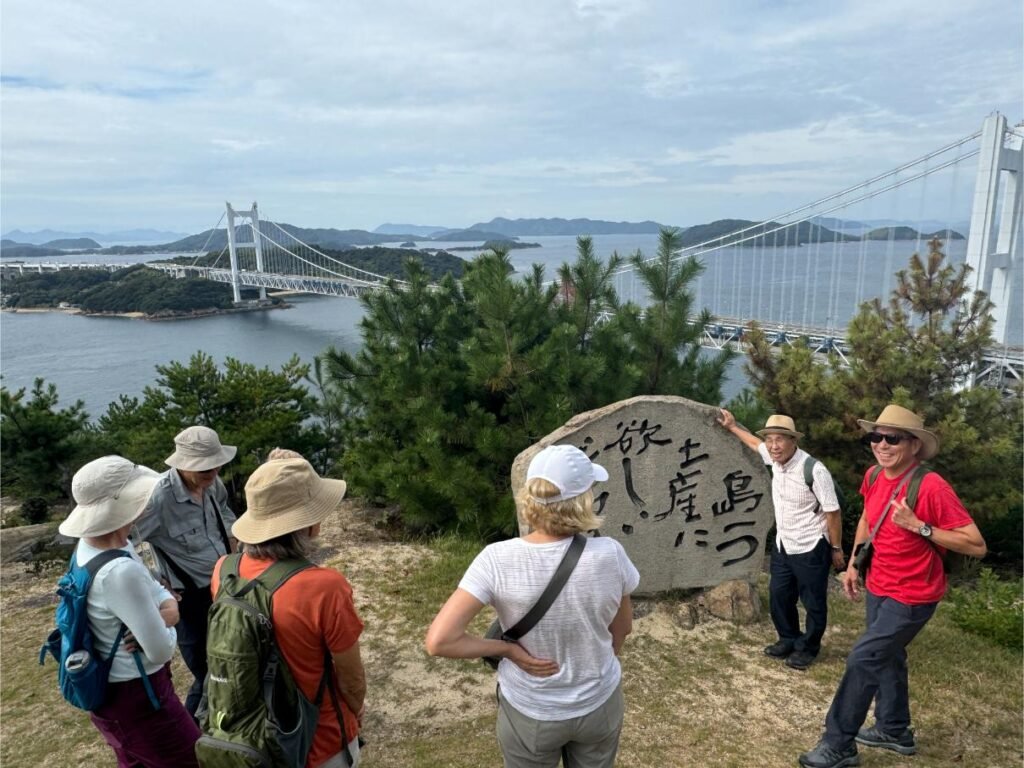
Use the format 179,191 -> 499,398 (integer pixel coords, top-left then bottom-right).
865,471 -> 915,544
906,465 -> 930,509
868,465 -> 884,486
233,556 -> 312,599
149,543 -> 199,591
83,548 -> 131,581
803,456 -> 817,489
209,491 -> 232,554
503,534 -> 587,642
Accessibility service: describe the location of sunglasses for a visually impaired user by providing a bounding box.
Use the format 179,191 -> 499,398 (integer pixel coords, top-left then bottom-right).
864,432 -> 912,446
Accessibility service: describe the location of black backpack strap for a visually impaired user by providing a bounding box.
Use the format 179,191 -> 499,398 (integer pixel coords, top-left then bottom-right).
802,456 -> 817,490
906,465 -> 930,510
503,533 -> 587,642
149,543 -> 199,591
320,645 -> 357,766
83,548 -> 131,579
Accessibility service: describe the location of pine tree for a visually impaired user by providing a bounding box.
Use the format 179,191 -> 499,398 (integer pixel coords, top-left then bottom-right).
743,238 -> 1020,537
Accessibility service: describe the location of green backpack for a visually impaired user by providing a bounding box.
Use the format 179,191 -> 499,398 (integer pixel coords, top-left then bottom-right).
801,456 -> 847,515
195,555 -> 347,768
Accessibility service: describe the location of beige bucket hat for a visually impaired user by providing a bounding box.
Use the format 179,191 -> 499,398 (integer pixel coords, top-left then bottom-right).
165,426 -> 237,471
232,457 -> 347,544
857,404 -> 939,461
59,456 -> 160,538
756,414 -> 803,440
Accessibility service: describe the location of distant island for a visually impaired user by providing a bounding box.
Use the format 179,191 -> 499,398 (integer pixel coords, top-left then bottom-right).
464,217 -> 666,236
1,237 -> 103,258
448,239 -> 542,252
864,226 -> 965,241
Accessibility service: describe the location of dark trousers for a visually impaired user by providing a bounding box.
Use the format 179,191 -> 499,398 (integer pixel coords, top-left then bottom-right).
177,586 -> 213,716
824,591 -> 937,749
769,536 -> 832,655
90,664 -> 200,768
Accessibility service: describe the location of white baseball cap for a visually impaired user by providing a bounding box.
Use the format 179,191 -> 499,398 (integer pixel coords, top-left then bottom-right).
526,444 -> 609,504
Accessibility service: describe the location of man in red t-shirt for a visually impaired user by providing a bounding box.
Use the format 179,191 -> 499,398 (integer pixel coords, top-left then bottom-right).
799,405 -> 986,768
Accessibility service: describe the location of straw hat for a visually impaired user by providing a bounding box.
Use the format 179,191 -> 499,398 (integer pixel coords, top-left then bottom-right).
232,457 -> 347,544
165,426 -> 237,471
59,456 -> 160,538
527,444 -> 609,504
756,414 -> 803,440
857,404 -> 939,460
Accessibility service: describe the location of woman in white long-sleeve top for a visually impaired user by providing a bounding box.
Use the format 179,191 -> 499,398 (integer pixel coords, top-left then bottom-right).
426,445 -> 640,768
58,456 -> 200,768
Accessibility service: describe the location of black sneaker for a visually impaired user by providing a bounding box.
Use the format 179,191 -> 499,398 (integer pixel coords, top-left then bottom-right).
855,725 -> 916,755
786,650 -> 817,670
764,640 -> 794,658
798,739 -> 860,768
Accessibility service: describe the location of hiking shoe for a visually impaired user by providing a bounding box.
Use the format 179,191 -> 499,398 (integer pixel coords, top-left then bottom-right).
798,739 -> 860,768
786,650 -> 817,670
764,640 -> 794,658
855,725 -> 916,755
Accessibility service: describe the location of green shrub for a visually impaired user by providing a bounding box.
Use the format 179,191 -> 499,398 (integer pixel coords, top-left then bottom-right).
20,497 -> 49,525
946,568 -> 1023,650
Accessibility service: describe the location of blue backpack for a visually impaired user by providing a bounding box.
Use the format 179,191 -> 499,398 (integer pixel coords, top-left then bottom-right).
39,547 -> 159,712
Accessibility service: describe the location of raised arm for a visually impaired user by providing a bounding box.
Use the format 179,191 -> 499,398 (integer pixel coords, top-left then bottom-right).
717,409 -> 763,453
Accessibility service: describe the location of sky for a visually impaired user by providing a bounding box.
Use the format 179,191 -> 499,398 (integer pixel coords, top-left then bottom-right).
1,0 -> 1021,234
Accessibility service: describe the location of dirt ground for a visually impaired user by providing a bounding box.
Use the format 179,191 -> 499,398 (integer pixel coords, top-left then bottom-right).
2,499 -> 1020,768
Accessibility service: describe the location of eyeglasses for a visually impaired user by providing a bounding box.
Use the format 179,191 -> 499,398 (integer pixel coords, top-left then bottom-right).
865,433 -> 911,446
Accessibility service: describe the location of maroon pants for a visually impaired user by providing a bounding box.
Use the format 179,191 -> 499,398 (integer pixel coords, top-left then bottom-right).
90,664 -> 200,768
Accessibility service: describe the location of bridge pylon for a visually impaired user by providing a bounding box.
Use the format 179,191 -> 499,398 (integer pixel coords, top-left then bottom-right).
966,113 -> 1023,349
225,202 -> 267,303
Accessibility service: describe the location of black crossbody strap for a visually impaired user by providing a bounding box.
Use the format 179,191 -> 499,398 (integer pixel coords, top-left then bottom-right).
503,533 -> 586,642
865,472 -> 914,544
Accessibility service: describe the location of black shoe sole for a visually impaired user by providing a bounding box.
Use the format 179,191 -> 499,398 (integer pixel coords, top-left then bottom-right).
854,736 -> 916,755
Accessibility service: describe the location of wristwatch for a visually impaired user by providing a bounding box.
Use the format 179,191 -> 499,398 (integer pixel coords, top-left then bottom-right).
918,523 -> 933,538
831,546 -> 842,552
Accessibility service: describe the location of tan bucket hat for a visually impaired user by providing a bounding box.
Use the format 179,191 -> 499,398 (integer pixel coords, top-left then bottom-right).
857,404 -> 939,460
232,457 -> 347,544
59,456 -> 160,538
756,414 -> 803,440
165,426 -> 237,471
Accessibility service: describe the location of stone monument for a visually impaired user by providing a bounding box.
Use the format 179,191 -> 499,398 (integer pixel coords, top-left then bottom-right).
512,395 -> 774,596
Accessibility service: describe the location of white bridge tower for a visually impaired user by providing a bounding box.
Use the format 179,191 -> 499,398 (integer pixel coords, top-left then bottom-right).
966,113 -> 1023,347
225,201 -> 267,303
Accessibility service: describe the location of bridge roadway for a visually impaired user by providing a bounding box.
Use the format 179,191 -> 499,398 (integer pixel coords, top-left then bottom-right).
146,263 -> 383,298
3,261 -> 1020,389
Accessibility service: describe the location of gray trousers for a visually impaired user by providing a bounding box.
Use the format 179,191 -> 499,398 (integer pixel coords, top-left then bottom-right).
496,684 -> 624,768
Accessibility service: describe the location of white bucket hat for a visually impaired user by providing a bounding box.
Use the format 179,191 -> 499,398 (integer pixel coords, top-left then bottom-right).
59,456 -> 160,538
527,444 -> 609,504
165,426 -> 237,471
232,457 -> 347,544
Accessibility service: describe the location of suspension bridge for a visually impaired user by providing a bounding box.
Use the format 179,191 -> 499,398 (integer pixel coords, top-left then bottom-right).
6,114 -> 1022,386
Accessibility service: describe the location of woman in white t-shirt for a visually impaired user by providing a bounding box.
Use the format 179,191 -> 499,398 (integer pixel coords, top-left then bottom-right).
57,456 -> 200,768
426,445 -> 640,768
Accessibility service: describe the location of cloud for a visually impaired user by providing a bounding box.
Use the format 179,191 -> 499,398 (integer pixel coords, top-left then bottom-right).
0,0 -> 1019,231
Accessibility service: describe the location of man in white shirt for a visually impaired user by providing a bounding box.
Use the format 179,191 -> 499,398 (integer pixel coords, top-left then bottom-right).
718,411 -> 844,670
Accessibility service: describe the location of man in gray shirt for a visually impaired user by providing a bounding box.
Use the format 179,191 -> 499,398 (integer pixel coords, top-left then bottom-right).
134,425 -> 237,717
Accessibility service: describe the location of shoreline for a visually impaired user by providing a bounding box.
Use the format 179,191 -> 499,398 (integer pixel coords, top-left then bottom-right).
1,302 -> 291,321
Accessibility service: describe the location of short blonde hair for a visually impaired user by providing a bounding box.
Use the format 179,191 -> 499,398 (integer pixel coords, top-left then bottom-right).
518,477 -> 602,535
